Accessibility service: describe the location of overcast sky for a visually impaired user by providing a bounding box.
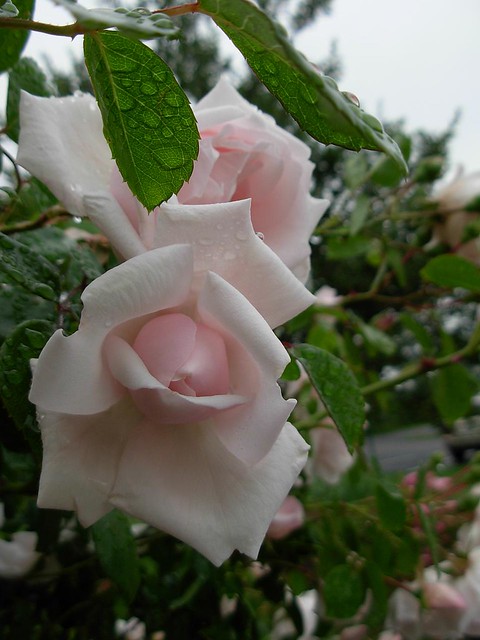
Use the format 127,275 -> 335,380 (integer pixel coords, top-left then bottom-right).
3,0 -> 479,173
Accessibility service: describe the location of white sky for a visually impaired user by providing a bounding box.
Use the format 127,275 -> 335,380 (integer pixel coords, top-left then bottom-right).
2,0 -> 479,172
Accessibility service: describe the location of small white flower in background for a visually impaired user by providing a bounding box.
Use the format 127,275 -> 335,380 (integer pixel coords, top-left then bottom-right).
309,423 -> 354,484
314,285 -> 341,307
114,617 -> 146,640
431,169 -> 480,265
0,504 -> 40,579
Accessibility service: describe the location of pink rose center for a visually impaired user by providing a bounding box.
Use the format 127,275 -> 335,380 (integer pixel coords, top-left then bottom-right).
133,313 -> 230,398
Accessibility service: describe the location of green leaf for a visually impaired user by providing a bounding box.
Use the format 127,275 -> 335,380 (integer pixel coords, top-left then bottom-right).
55,0 -> 178,39
430,363 -> 479,425
358,321 -> 396,356
399,312 -> 434,354
375,482 -> 407,532
84,31 -> 199,211
421,255 -> 480,292
7,57 -> 53,143
344,153 -> 369,189
90,510 -> 141,603
326,235 -> 372,260
281,357 -> 301,381
370,134 -> 411,188
349,194 -> 370,236
0,0 -> 35,73
198,0 -> 407,172
291,343 -> 365,452
323,564 -> 365,618
0,319 -> 55,451
0,232 -> 59,301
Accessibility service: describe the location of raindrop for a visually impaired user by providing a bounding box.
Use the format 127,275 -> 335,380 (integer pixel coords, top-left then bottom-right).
143,111 -> 161,128
164,92 -> 182,107
104,320 -> 113,328
121,78 -> 134,89
73,216 -> 82,224
256,231 -> 265,241
118,95 -> 135,112
363,113 -> 384,133
301,85 -> 316,105
342,91 -> 360,108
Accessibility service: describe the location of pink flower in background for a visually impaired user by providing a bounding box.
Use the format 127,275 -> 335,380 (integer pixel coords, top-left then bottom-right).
309,424 -> 354,484
431,169 -> 480,265
267,495 -> 305,540
0,504 -> 40,579
17,78 -> 329,281
28,200 -> 313,565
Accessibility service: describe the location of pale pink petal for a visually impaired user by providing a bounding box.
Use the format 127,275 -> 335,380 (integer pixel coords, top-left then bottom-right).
105,335 -> 246,424
83,193 -> 146,260
152,199 -> 316,328
110,421 -> 309,566
17,92 -> 113,217
197,272 -> 295,464
36,397 -> 139,527
0,531 -> 40,579
29,246 -> 194,415
267,495 -> 305,540
133,314 -> 197,386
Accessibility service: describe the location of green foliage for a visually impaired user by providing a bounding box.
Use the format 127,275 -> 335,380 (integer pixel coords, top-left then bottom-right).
0,0 -> 34,73
375,482 -> 407,532
198,0 -> 407,172
421,254 -> 480,292
430,363 -> 479,425
84,31 -> 199,211
323,563 -> 365,618
0,319 -> 54,451
291,343 -> 365,451
7,57 -> 54,143
90,510 -> 141,603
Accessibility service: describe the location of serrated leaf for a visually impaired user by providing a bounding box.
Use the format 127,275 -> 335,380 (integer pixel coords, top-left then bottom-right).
421,254 -> 480,292
0,319 -> 55,450
198,0 -> 407,172
430,363 -> 479,425
376,482 -> 407,532
291,343 -> 365,452
84,31 -> 199,211
7,57 -> 53,143
0,232 -> 59,301
323,564 -> 365,618
91,509 -> 141,602
55,0 -> 178,39
0,0 -> 34,73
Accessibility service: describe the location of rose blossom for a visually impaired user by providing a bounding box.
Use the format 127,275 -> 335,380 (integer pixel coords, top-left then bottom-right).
29,200 -> 312,565
267,495 -> 305,540
431,169 -> 480,265
17,78 -> 329,281
308,422 -> 354,484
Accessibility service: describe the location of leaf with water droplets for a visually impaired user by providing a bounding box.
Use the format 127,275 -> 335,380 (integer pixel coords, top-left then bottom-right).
55,0 -> 178,39
0,319 -> 55,452
84,31 -> 199,211
290,343 -> 365,452
198,0 -> 407,173
0,231 -> 59,301
0,0 -> 35,73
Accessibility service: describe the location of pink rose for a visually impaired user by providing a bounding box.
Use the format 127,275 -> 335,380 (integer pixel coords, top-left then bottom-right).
178,78 -> 329,280
28,200 -> 312,565
309,423 -> 354,484
431,169 -> 480,265
266,495 -> 305,540
17,79 -> 329,281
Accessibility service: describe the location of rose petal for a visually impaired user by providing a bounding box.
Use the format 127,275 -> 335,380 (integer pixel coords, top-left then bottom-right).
152,199 -> 316,328
17,92 -> 113,217
105,334 -> 245,424
36,397 -> 139,526
110,420 -> 309,565
30,246 -> 194,415
197,272 -> 296,464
